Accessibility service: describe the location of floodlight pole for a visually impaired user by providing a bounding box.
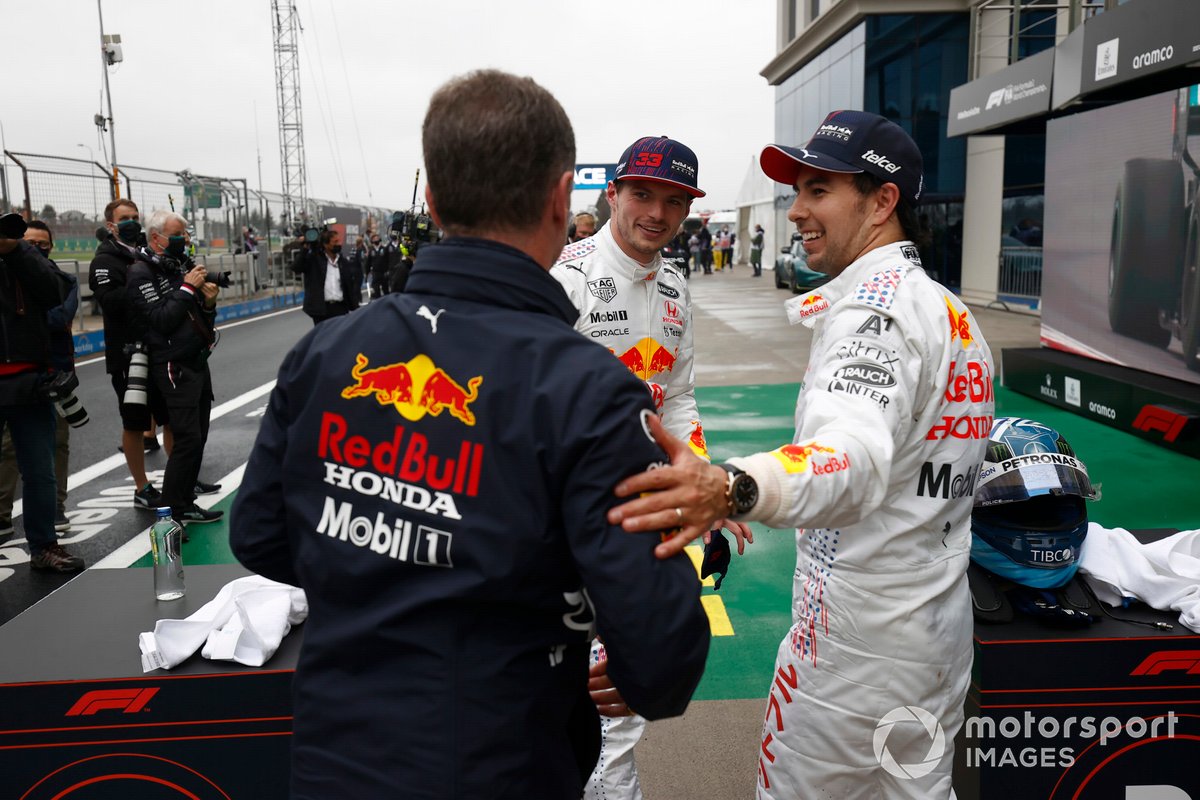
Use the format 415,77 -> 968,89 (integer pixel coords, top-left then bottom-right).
97,0 -> 120,197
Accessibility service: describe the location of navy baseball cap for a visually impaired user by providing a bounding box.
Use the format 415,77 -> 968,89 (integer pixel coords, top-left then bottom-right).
760,110 -> 924,203
613,136 -> 705,198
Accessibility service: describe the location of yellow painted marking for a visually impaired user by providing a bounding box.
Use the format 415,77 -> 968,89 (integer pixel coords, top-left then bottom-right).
686,545 -> 734,635
685,545 -> 715,587
701,595 -> 735,636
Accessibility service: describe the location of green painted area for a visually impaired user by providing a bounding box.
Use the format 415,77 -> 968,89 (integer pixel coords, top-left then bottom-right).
690,382 -> 1200,701
129,493 -> 239,568
131,383 -> 1197,704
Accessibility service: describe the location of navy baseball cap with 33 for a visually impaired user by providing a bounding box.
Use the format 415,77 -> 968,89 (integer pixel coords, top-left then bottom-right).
760,110 -> 924,203
613,136 -> 706,198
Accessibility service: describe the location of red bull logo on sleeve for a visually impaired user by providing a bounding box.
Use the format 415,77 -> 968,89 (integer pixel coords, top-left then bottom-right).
688,421 -> 709,459
945,297 -> 973,347
611,337 -> 678,381
342,353 -> 483,426
770,442 -> 838,474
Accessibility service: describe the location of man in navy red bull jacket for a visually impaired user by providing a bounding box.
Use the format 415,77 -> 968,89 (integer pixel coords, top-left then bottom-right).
230,69 -> 710,800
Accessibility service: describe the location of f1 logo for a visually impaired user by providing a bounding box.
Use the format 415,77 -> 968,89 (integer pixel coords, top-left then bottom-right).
1130,651 -> 1200,676
1131,405 -> 1195,443
985,88 -> 1006,110
66,687 -> 159,716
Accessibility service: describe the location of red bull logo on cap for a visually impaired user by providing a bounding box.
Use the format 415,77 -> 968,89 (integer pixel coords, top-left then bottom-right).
342,353 -> 483,426
797,293 -> 831,320
770,442 -> 838,474
945,297 -> 973,347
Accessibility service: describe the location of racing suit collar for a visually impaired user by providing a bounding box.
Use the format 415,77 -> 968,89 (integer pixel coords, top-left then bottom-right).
406,236 -> 580,326
784,240 -> 920,328
597,221 -> 662,282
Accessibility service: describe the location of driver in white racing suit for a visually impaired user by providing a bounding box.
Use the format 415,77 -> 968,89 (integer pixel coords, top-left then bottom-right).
604,111 -> 995,799
552,136 -> 748,800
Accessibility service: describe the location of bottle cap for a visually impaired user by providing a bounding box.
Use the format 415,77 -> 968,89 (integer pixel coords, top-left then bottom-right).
155,506 -> 173,517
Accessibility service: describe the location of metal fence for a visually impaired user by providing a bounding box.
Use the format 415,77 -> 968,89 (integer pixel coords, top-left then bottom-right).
2,152 -> 116,258
1,149 -> 395,260
1,148 -> 395,325
997,244 -> 1043,307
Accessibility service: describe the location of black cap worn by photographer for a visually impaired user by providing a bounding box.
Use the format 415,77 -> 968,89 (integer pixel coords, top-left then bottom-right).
759,110 -> 924,204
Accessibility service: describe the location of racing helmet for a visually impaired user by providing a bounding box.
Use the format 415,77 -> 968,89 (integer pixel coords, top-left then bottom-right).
970,417 -> 1098,589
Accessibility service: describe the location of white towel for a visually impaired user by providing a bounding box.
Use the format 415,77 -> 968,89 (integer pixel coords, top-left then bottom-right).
139,575 -> 307,672
1079,523 -> 1200,633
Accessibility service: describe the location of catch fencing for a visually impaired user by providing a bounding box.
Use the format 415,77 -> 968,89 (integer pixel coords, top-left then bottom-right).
1,148 -> 396,328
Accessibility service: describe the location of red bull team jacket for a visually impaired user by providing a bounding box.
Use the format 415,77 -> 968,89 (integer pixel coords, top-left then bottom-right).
231,236 -> 709,800
552,222 -> 709,458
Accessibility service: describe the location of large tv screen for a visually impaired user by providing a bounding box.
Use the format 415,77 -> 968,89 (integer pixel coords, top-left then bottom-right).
1041,86 -> 1200,387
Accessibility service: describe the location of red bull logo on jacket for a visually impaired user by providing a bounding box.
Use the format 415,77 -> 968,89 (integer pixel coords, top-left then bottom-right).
945,297 -> 973,347
342,353 -> 483,426
770,442 -> 838,474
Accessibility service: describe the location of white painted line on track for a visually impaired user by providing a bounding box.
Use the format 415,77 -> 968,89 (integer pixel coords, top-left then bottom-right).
93,462 -> 247,569
74,306 -> 303,367
11,380 -> 275,520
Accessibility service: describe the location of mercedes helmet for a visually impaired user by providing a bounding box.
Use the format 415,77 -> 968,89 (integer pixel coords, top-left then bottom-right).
970,417 -> 1098,589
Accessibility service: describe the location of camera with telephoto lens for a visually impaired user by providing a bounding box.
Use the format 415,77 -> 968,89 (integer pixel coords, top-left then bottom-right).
123,343 -> 150,407
172,252 -> 232,289
40,371 -> 89,428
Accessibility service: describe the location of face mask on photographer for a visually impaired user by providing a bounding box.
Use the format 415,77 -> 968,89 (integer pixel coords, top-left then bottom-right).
165,235 -> 188,257
115,219 -> 142,245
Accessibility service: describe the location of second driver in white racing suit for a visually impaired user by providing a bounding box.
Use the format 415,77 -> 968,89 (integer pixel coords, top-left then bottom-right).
552,135 -> 749,800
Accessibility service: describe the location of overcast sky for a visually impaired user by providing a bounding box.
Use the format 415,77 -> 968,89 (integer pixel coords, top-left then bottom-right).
3,0 -> 777,215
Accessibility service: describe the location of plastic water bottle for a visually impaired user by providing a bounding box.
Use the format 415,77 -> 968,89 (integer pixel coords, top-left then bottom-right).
150,507 -> 186,601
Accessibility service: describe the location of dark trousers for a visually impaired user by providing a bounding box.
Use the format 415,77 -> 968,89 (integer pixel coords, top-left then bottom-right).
0,415 -> 69,516
151,361 -> 213,515
0,402 -> 57,553
310,301 -> 351,326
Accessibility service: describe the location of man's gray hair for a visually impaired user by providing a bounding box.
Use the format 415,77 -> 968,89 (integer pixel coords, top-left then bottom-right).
145,209 -> 188,236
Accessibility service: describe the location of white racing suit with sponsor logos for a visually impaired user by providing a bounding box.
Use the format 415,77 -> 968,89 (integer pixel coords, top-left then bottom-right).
726,241 -> 995,799
553,223 -> 707,800
552,222 -> 709,460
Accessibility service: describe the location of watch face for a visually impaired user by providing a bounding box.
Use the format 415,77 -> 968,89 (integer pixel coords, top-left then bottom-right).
733,474 -> 758,513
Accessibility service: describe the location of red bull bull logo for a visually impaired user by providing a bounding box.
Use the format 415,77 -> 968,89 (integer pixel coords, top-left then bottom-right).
770,442 -> 838,474
342,353 -> 482,426
797,293 -> 831,320
945,297 -> 973,347
611,337 -> 677,381
688,421 -> 709,459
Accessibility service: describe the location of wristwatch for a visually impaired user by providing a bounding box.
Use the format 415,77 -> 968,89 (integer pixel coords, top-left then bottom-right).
718,463 -> 758,517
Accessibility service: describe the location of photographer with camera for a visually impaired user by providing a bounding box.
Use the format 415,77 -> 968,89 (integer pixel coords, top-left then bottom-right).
127,210 -> 222,530
366,231 -> 390,300
0,213 -> 84,572
90,198 -> 166,509
292,224 -> 361,325
0,220 -> 84,539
